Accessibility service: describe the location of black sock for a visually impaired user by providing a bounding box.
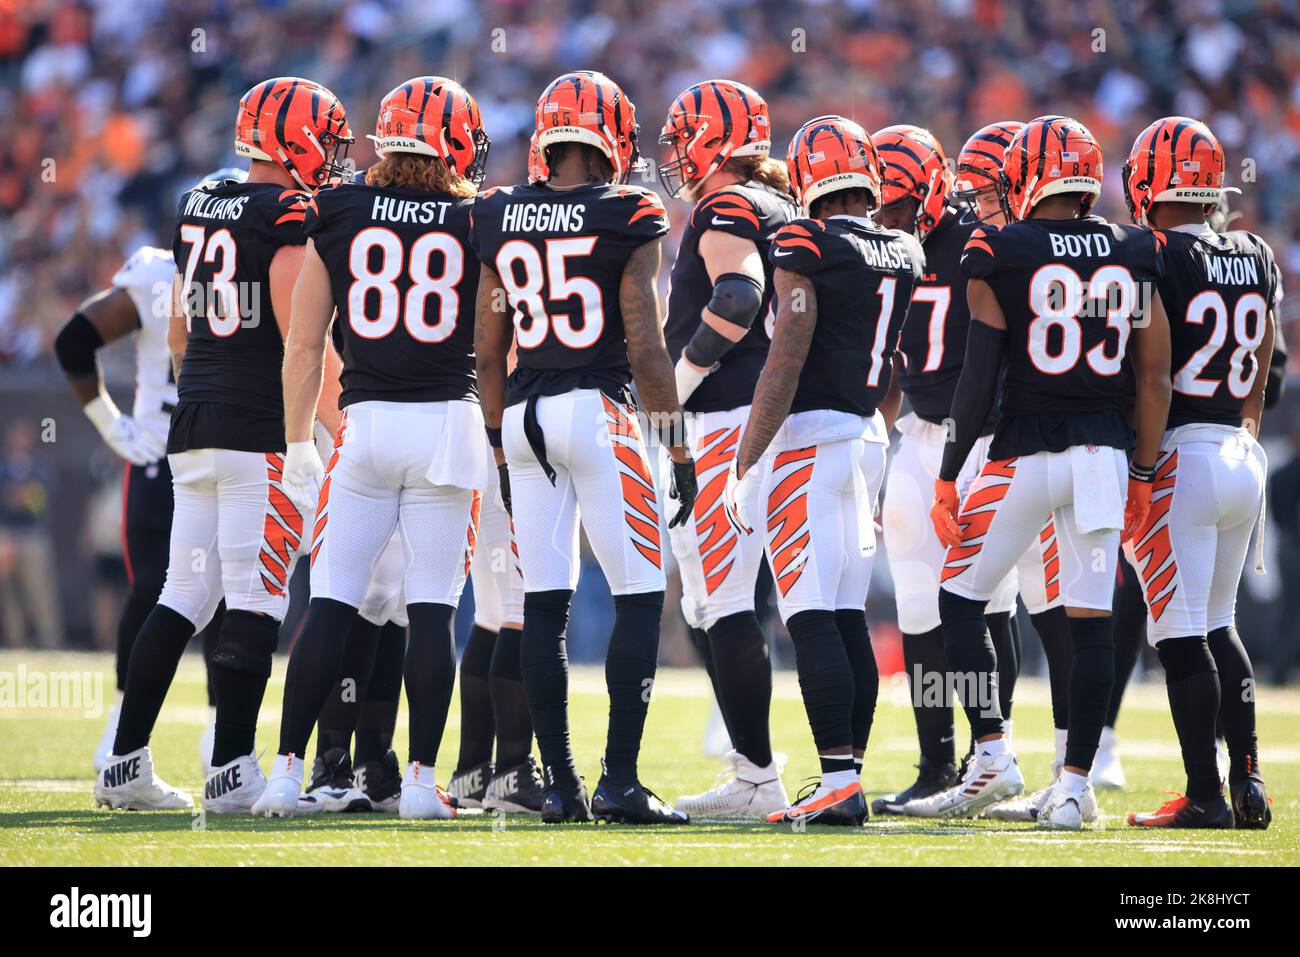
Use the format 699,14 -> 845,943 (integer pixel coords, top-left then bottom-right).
404,603 -> 457,767
356,622 -> 404,764
1032,607 -> 1072,731
201,602 -> 224,708
903,626 -> 955,764
456,624 -> 497,770
489,625 -> 532,768
313,616 -> 380,761
113,604 -> 195,754
835,609 -> 878,753
706,611 -> 772,767
690,625 -> 732,738
786,610 -> 854,754
276,598 -> 357,759
1108,563 -> 1147,728
604,591 -> 664,782
210,609 -> 281,767
115,591 -> 155,692
1207,625 -> 1260,783
520,590 -> 577,788
1156,635 -> 1221,800
986,611 -> 1017,719
1064,615 -> 1114,771
938,589 -> 1002,739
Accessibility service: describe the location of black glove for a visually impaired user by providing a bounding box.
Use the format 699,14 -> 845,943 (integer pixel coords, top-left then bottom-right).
497,462 -> 512,516
667,456 -> 698,529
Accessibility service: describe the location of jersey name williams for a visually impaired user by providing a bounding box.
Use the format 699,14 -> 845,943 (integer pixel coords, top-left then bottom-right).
500,202 -> 585,233
182,192 -> 249,220
371,195 -> 455,225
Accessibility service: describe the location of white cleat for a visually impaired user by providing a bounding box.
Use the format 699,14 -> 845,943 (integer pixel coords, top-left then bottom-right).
399,763 -> 455,820
986,762 -> 1099,823
1216,737 -> 1230,783
95,747 -> 193,811
252,753 -> 307,818
903,747 -> 1024,819
202,753 -> 266,814
93,704 -> 120,773
1038,776 -> 1098,830
676,750 -> 790,820
1092,726 -> 1126,790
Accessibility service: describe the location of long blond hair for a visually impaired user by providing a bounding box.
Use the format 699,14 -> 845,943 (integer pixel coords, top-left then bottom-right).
724,155 -> 792,196
365,154 -> 476,197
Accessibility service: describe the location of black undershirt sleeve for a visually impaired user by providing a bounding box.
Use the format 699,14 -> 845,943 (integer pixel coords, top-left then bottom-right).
938,320 -> 1006,482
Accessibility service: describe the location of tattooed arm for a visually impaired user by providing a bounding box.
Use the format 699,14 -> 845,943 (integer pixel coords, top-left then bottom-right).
736,268 -> 817,477
620,238 -> 690,463
475,263 -> 512,467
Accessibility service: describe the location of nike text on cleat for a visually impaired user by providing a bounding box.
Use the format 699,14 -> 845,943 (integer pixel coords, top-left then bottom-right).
295,747 -> 367,814
202,753 -> 267,814
1127,792 -> 1233,829
482,756 -> 546,815
676,750 -> 790,820
591,776 -> 689,825
94,747 -> 193,811
767,781 -> 868,827
447,760 -> 493,810
902,749 -> 1024,819
353,751 -> 402,813
399,762 -> 455,820
872,757 -> 958,816
1231,776 -> 1272,830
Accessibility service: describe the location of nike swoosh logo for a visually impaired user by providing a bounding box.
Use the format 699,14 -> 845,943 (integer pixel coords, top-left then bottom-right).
773,249 -> 792,256
712,217 -> 735,226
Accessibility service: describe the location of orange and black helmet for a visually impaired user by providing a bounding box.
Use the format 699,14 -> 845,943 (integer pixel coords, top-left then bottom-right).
786,115 -> 884,214
1123,116 -> 1225,226
234,77 -> 353,190
658,80 -> 771,198
953,121 -> 1023,221
1002,115 -> 1102,221
369,76 -> 490,186
873,125 -> 952,240
533,71 -> 644,183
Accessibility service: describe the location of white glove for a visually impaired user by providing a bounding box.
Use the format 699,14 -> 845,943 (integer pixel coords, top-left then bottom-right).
724,460 -> 757,535
85,396 -> 165,466
282,440 -> 325,517
674,355 -> 711,405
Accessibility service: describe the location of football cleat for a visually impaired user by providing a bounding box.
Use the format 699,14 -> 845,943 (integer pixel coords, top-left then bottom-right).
399,762 -> 455,820
1231,773 -> 1272,830
95,747 -> 193,811
202,753 -> 266,814
483,757 -> 546,815
1091,726 -> 1125,790
986,763 -> 1099,823
297,747 -> 368,814
676,750 -> 789,820
1037,777 -> 1099,830
767,781 -> 868,827
1127,792 -> 1233,829
446,760 -> 493,810
591,776 -> 689,825
902,748 -> 1023,819
253,752 -> 308,818
353,751 -> 402,813
871,757 -> 959,816
93,704 -> 120,773
541,774 -> 594,824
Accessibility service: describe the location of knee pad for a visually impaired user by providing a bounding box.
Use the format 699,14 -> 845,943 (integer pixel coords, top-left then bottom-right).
489,625 -> 524,682
461,624 -> 496,679
523,590 -> 572,635
1158,635 -> 1217,682
1067,615 -> 1115,653
786,610 -> 844,671
613,590 -> 664,618
209,609 -> 280,680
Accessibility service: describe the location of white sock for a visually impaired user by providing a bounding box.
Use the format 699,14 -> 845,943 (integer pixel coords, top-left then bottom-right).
1002,719 -> 1014,749
269,752 -> 306,785
1060,769 -> 1089,798
979,736 -> 1008,757
1054,728 -> 1068,765
822,769 -> 858,791
1099,725 -> 1117,749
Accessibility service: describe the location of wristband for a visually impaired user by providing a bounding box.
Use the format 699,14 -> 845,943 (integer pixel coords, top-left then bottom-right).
1128,461 -> 1156,483
485,426 -> 503,449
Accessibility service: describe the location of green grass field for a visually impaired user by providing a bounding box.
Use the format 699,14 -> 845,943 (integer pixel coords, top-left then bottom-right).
2,650 -> 1297,866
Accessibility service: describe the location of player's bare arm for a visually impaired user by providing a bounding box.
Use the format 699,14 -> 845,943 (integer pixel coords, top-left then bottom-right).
736,267 -> 816,476
474,263 -> 512,467
880,353 -> 904,434
167,271 -> 187,381
1129,287 -> 1173,471
1242,308 -> 1277,437
281,239 -> 335,444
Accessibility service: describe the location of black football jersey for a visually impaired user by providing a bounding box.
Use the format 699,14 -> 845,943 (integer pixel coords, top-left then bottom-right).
962,216 -> 1163,459
470,181 -> 669,406
664,182 -> 798,413
170,180 -> 309,454
1158,226 -> 1282,429
896,208 -> 985,423
768,216 -> 921,416
304,183 -> 479,408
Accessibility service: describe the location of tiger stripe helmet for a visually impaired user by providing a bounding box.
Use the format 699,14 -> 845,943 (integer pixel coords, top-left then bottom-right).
1002,115 -> 1102,221
658,79 -> 772,198
369,76 -> 490,186
534,71 -> 644,182
873,125 -> 952,239
953,121 -> 1023,221
527,129 -> 547,183
786,115 -> 884,214
1123,116 -> 1225,226
234,77 -> 353,190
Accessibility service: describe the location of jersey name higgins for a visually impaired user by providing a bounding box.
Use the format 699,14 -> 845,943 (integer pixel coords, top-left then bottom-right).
500,202 -> 585,233
370,195 -> 457,225
846,233 -> 915,271
182,192 -> 250,221
1201,252 -> 1260,286
1048,232 -> 1112,258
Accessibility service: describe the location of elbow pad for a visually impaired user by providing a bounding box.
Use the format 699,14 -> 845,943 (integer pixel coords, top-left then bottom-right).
1265,345 -> 1286,410
938,321 -> 1006,482
54,312 -> 104,377
683,272 -> 764,369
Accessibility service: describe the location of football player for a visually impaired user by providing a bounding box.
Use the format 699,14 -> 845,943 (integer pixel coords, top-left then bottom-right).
1121,117 -> 1276,829
473,71 -> 697,824
915,115 -> 1172,829
253,77 -> 490,820
657,80 -> 798,819
94,78 -> 353,813
728,115 -> 921,826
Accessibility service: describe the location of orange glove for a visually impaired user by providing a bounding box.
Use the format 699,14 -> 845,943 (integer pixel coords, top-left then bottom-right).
1123,475 -> 1154,543
930,478 -> 963,548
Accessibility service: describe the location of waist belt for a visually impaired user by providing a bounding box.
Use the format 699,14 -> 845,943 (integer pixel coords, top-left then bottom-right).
523,395 -> 556,486
161,401 -> 176,416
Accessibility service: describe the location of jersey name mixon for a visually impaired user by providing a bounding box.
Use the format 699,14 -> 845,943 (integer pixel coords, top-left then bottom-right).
1202,253 -> 1260,286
